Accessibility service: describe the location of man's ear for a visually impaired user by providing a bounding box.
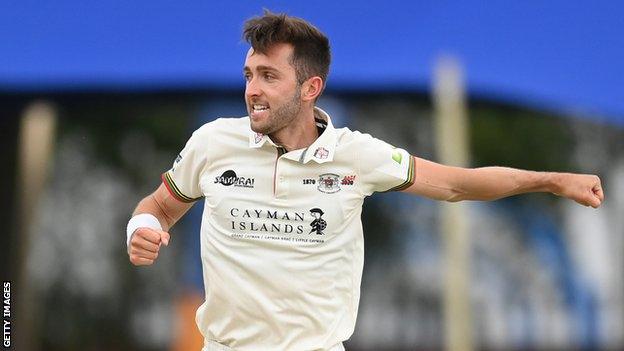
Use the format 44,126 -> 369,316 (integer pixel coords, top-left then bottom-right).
301,77 -> 324,102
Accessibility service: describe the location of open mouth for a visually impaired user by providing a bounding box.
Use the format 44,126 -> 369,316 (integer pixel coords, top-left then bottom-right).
253,104 -> 270,112
250,104 -> 270,118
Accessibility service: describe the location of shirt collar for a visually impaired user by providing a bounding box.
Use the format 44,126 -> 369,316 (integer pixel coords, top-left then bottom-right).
248,107 -> 338,164
248,130 -> 272,148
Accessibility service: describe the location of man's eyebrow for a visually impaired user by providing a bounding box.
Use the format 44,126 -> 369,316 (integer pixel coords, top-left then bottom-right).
243,65 -> 280,73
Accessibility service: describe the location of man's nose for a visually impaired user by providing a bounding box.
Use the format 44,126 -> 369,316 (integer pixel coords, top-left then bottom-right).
245,77 -> 261,98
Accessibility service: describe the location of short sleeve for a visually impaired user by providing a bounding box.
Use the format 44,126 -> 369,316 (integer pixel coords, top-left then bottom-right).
356,133 -> 415,196
161,130 -> 206,203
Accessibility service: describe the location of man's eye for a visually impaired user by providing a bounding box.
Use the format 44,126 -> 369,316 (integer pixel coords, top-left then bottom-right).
244,74 -> 251,81
264,73 -> 275,80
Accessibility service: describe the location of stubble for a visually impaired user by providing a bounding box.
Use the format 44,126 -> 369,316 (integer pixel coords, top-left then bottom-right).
250,85 -> 302,135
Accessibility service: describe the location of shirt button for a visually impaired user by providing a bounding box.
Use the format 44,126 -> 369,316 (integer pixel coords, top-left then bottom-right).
279,177 -> 285,182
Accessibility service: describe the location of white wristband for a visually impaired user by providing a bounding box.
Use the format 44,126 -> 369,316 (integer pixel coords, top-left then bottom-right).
126,213 -> 162,247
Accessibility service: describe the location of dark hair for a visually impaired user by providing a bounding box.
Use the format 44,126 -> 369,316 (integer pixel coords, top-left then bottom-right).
243,10 -> 331,92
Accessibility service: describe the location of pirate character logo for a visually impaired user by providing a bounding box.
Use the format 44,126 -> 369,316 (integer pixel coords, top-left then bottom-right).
309,208 -> 327,235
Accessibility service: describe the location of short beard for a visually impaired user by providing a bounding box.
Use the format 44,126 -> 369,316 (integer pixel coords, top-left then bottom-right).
250,85 -> 302,135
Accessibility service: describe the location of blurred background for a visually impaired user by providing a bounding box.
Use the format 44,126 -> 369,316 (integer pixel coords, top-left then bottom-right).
2,1 -> 623,350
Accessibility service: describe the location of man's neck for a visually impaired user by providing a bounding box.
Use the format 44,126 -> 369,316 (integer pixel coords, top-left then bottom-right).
269,108 -> 319,151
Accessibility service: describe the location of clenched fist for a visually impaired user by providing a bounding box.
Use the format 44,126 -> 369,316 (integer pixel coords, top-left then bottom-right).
553,173 -> 604,208
128,227 -> 171,266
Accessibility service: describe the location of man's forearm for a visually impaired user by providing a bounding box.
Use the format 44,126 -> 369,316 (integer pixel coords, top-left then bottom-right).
133,194 -> 174,231
449,167 -> 558,202
406,157 -> 602,207
132,183 -> 195,231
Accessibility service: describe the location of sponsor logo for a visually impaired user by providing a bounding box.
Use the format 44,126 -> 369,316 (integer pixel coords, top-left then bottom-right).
214,170 -> 255,188
309,208 -> 327,235
392,149 -> 403,164
313,147 -> 329,159
227,207 -> 328,242
230,208 -> 306,234
318,173 -> 340,193
302,178 -> 316,185
341,175 -> 356,185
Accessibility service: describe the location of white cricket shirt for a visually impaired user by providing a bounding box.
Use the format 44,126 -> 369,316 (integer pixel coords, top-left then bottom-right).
162,108 -> 415,351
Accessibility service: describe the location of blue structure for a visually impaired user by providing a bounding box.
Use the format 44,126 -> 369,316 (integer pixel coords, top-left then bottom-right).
2,1 -> 623,123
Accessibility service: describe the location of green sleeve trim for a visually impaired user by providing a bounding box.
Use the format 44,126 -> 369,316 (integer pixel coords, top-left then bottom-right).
384,155 -> 415,192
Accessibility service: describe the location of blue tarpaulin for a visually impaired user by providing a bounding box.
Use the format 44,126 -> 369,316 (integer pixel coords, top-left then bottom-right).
1,1 -> 623,123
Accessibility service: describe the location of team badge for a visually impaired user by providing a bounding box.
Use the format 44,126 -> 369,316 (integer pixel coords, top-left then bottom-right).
317,173 -> 340,193
313,147 -> 329,159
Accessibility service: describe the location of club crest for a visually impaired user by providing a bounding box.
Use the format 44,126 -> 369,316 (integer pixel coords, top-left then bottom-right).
317,173 -> 340,193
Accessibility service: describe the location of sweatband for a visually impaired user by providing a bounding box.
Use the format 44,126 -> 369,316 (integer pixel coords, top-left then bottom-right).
126,213 -> 162,247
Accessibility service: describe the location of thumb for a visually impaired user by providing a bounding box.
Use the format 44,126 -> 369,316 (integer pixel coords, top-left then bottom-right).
586,191 -> 601,209
157,230 -> 171,246
577,192 -> 600,208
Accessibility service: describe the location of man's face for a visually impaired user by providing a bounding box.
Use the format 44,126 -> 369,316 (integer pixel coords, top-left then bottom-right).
243,43 -> 302,135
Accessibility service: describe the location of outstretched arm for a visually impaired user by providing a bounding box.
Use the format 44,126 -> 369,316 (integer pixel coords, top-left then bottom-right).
403,157 -> 604,208
127,183 -> 195,266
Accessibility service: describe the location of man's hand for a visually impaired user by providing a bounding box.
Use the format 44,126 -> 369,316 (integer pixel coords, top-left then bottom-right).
128,227 -> 171,266
553,173 -> 604,208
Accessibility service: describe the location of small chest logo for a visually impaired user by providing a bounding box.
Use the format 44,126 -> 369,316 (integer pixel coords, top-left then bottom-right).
317,173 -> 340,193
341,175 -> 356,185
214,170 -> 255,188
254,133 -> 264,144
314,147 -> 329,159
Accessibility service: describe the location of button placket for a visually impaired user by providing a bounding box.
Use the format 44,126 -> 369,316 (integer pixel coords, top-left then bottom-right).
276,163 -> 290,197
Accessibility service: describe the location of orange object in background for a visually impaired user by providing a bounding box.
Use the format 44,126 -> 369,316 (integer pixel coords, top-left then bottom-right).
171,292 -> 204,351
